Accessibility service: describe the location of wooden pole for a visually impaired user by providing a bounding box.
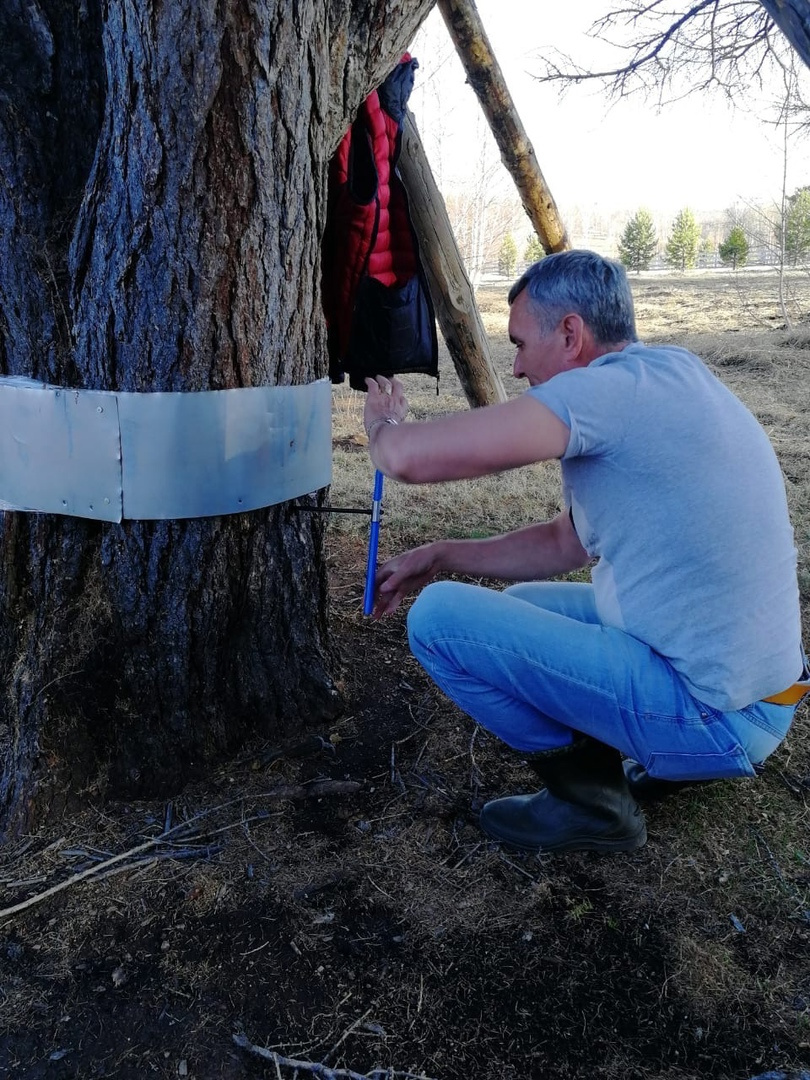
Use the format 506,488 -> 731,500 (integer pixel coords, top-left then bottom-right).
400,111 -> 507,408
437,0 -> 570,255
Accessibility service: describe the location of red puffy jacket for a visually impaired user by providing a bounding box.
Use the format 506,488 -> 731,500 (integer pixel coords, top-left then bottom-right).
322,55 -> 438,391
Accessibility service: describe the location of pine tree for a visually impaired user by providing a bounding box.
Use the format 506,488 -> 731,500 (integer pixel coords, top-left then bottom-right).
498,232 -> 518,277
617,209 -> 658,273
719,226 -> 749,269
524,234 -> 545,265
665,208 -> 702,271
785,187 -> 810,266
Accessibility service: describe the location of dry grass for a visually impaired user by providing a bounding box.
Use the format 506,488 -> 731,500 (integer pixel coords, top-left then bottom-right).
2,270 -> 810,1080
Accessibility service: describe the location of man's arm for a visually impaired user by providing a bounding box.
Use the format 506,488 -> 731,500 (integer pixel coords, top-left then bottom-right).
373,510 -> 589,617
364,377 -> 570,483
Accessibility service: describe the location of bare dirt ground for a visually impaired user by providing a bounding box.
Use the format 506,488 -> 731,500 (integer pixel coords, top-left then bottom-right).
1,271 -> 810,1080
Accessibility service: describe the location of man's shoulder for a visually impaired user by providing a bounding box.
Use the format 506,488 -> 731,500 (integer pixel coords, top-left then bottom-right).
591,342 -> 717,395
592,341 -> 699,368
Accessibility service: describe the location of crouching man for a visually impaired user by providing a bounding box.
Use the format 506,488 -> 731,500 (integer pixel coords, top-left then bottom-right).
362,250 -> 806,854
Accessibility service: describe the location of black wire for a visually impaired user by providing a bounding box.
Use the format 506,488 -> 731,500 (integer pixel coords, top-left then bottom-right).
293,506 -> 372,516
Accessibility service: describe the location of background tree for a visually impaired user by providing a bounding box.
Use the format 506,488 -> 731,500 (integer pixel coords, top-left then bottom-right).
710,56 -> 808,322
719,225 -> 750,268
0,0 -> 434,836
698,236 -> 716,267
443,113 -> 504,287
617,208 -> 658,273
665,208 -> 702,271
524,233 -> 545,265
784,185 -> 810,264
498,232 -> 518,277
770,53 -> 807,325
530,1 -> 810,307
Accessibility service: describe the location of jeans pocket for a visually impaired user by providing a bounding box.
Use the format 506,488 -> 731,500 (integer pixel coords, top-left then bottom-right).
645,745 -> 756,781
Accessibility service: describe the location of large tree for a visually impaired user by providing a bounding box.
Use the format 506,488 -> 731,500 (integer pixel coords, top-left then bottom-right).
0,0 -> 433,836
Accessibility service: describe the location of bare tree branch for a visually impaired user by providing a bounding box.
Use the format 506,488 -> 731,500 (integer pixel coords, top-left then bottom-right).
532,1 -> 785,106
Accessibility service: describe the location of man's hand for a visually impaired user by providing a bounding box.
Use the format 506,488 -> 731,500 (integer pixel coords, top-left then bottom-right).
372,542 -> 443,619
364,375 -> 409,435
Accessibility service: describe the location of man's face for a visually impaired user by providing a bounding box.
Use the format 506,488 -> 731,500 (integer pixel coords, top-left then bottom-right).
508,291 -> 567,386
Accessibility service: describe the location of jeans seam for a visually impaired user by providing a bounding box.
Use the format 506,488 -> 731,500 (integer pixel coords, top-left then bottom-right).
737,706 -> 792,740
423,634 -> 644,710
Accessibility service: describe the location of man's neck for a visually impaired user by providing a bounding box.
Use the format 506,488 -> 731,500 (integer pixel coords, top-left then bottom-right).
581,338 -> 632,366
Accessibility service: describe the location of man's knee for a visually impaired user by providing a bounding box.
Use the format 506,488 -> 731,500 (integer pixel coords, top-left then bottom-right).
407,579 -> 467,655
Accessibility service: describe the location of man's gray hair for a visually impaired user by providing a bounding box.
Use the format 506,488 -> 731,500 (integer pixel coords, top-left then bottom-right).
508,250 -> 638,345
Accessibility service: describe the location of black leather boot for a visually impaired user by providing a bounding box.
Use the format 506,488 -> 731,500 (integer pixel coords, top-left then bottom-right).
479,737 -> 647,853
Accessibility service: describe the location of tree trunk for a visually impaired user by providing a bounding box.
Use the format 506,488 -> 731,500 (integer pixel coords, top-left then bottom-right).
0,0 -> 433,836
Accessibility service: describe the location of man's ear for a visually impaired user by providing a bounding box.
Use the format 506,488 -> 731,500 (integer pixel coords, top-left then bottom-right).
560,313 -> 585,354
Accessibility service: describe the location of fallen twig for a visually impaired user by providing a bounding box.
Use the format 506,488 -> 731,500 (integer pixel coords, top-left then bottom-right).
446,841 -> 483,870
232,1033 -> 438,1080
1,876 -> 48,889
497,850 -> 540,882
0,780 -> 361,923
468,724 -> 483,796
0,833 -> 176,922
775,768 -> 810,798
322,1007 -> 374,1065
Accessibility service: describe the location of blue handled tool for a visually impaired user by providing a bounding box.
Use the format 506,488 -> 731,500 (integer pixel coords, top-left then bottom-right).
363,469 -> 385,615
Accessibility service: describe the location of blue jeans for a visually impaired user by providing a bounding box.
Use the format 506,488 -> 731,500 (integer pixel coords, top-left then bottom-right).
407,580 -> 796,781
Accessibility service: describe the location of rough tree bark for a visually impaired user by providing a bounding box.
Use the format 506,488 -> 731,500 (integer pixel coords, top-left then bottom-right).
0,0 -> 434,836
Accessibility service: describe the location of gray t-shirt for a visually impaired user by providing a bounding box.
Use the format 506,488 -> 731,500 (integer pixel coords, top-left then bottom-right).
529,342 -> 802,711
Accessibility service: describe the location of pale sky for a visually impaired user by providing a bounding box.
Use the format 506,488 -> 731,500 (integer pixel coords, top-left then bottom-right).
409,0 -> 810,219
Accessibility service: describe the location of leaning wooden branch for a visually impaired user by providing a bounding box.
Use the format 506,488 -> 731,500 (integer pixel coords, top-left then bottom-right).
437,0 -> 570,254
232,1033 -> 438,1080
0,780 -> 360,922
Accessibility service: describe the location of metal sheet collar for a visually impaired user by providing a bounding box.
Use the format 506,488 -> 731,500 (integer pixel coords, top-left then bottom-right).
0,377 -> 332,521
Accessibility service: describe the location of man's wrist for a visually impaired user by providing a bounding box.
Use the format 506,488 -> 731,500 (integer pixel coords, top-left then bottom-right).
429,539 -> 450,575
365,416 -> 399,437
